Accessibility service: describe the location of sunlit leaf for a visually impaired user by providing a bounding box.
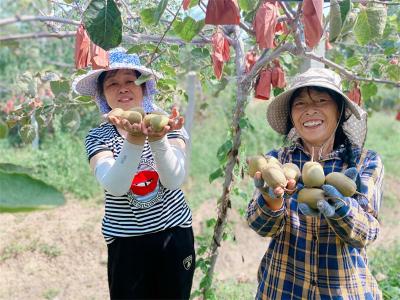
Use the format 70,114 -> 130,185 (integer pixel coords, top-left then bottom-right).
173,17 -> 205,42
353,5 -> 387,46
83,0 -> 122,50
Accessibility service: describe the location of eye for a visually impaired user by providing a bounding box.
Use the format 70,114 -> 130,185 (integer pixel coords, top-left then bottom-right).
293,101 -> 305,107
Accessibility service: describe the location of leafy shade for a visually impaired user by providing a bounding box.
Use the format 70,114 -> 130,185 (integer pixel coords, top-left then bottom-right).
353,5 -> 387,46
83,0 -> 122,50
0,171 -> 65,213
140,0 -> 168,26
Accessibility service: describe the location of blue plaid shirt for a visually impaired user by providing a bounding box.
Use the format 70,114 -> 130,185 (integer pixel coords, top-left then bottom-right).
247,143 -> 384,300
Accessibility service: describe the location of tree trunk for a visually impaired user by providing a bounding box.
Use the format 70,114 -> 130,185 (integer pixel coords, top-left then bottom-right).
202,25 -> 251,296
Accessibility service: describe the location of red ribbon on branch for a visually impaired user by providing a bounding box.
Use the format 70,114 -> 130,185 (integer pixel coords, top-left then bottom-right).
253,1 -> 279,49
211,30 -> 231,79
255,69 -> 272,100
302,0 -> 324,48
347,82 -> 362,106
74,24 -> 109,70
205,0 -> 240,25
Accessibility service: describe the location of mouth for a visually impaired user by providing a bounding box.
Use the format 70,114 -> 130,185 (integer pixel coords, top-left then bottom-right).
118,97 -> 133,103
302,119 -> 323,128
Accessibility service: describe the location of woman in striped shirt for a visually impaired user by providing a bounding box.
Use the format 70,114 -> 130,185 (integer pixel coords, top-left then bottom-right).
73,48 -> 194,299
247,68 -> 383,299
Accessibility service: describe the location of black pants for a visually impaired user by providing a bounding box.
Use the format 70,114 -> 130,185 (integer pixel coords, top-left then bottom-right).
107,226 -> 195,300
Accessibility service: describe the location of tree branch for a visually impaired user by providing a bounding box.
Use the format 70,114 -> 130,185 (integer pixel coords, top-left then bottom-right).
0,30 -> 211,46
0,15 -> 80,27
303,51 -> 400,87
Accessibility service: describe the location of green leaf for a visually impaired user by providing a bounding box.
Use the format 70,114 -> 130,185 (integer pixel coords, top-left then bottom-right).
0,119 -> 9,139
361,82 -> 378,100
50,80 -> 70,96
353,5 -> 387,46
74,95 -> 93,103
216,140 -> 233,163
140,0 -> 168,26
83,0 -> 122,50
329,0 -> 350,42
191,48 -> 210,59
135,74 -> 152,85
209,167 -> 224,183
173,17 -> 205,42
345,56 -> 361,68
0,171 -> 65,213
384,47 -> 397,56
239,0 -> 254,12
386,64 -> 400,82
61,109 -> 81,133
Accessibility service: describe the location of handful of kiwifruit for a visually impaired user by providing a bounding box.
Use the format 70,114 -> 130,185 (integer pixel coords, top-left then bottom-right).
108,107 -> 170,132
247,155 -> 358,208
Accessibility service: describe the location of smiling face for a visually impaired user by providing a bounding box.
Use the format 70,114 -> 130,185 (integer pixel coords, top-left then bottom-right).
102,69 -> 144,110
290,87 -> 340,147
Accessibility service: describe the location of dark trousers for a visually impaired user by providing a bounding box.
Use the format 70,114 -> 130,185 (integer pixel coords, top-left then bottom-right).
107,226 -> 195,300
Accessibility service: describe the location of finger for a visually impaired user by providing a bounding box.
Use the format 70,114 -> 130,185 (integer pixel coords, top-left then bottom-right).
317,199 -> 335,217
273,186 -> 284,197
254,174 -> 265,189
298,203 -> 319,217
321,184 -> 343,199
286,179 -> 297,190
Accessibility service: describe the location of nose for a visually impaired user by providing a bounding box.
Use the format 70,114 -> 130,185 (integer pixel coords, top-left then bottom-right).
304,103 -> 318,115
118,85 -> 129,94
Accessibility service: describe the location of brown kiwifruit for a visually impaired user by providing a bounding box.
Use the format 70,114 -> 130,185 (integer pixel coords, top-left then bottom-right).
325,172 -> 357,197
121,111 -> 142,124
150,115 -> 169,132
261,165 -> 287,188
108,108 -> 124,118
265,155 -> 282,167
297,188 -> 325,209
282,163 -> 301,181
131,106 -> 145,118
302,161 -> 325,187
247,155 -> 268,177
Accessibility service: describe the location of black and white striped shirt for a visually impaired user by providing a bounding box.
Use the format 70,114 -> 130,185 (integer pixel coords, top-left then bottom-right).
85,123 -> 192,244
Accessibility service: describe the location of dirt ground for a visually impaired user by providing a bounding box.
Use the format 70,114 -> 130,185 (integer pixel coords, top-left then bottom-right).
0,176 -> 399,300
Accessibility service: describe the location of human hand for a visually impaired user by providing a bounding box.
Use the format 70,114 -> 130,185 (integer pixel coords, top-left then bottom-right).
254,172 -> 296,199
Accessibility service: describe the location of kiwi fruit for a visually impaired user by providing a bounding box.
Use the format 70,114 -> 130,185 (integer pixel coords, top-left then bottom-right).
302,161 -> 325,187
297,188 -> 325,209
325,172 -> 357,197
108,108 -> 124,118
261,165 -> 287,188
265,155 -> 282,168
150,115 -> 169,132
131,107 -> 145,118
282,163 -> 301,181
121,111 -> 142,124
247,155 -> 268,177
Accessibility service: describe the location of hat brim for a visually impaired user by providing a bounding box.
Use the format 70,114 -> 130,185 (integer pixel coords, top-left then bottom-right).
266,82 -> 362,135
72,65 -> 162,97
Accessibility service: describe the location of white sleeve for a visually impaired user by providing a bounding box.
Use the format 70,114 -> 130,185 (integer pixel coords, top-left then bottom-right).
94,141 -> 143,196
148,136 -> 186,190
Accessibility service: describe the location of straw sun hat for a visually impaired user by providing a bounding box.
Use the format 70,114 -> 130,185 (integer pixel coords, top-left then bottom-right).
72,47 -> 162,114
266,68 -> 367,148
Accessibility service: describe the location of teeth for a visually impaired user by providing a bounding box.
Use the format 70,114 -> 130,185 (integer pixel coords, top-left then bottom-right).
303,120 -> 322,127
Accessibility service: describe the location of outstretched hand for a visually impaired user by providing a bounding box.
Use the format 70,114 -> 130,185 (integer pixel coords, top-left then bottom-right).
107,106 -> 185,141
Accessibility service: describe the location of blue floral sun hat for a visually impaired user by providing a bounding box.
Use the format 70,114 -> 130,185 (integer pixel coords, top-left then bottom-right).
72,47 -> 162,114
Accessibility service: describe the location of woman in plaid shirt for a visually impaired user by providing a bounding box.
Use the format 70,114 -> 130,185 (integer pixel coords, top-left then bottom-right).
247,68 -> 383,299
